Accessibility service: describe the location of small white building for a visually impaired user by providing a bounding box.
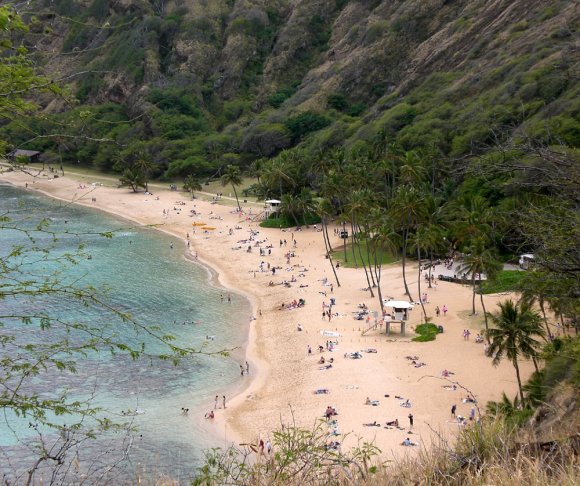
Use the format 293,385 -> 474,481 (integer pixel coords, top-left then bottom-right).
382,300 -> 414,336
264,199 -> 281,217
519,254 -> 535,270
383,300 -> 414,321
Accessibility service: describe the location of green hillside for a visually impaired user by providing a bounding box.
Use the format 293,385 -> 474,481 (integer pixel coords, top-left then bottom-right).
2,0 -> 577,180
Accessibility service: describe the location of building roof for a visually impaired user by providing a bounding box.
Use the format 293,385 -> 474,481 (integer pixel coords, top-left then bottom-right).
265,199 -> 282,204
383,300 -> 414,309
9,149 -> 41,157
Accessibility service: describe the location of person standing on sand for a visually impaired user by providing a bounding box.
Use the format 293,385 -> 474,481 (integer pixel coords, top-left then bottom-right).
214,395 -> 218,410
435,306 -> 440,317
451,404 -> 457,417
442,304 -> 448,316
408,413 -> 414,428
222,395 -> 226,409
246,361 -> 249,374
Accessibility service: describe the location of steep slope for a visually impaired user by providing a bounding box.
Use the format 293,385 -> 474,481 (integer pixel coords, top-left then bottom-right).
4,0 -> 578,176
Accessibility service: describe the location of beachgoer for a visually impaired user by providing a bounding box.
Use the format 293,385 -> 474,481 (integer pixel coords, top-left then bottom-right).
205,410 -> 214,419
408,413 -> 414,427
435,306 -> 440,317
222,395 -> 226,409
246,361 -> 249,374
214,395 -> 218,410
451,404 -> 457,417
442,304 -> 448,316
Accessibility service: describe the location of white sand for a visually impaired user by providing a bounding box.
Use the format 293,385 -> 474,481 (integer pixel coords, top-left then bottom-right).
1,169 -> 534,457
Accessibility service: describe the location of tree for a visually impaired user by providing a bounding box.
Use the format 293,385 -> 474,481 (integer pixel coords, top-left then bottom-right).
0,6 -> 59,156
221,164 -> 243,211
317,198 -> 340,287
119,166 -> 146,192
457,237 -> 502,317
410,227 -> 430,319
183,174 -> 202,199
132,154 -> 155,192
485,300 -> 545,402
389,185 -> 427,300
280,193 -> 301,226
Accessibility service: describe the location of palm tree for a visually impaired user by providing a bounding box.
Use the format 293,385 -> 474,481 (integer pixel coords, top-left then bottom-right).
447,195 -> 494,250
261,152 -> 296,197
183,175 -> 202,199
317,198 -> 340,287
119,167 -> 146,193
220,165 -> 243,211
389,185 -> 427,300
519,270 -> 554,339
132,155 -> 155,192
457,237 -> 501,317
280,193 -> 301,226
485,300 -> 545,403
409,227 -> 430,319
345,189 -> 376,296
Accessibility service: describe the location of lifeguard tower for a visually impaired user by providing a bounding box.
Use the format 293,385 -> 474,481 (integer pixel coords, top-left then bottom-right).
383,300 -> 413,336
264,199 -> 281,218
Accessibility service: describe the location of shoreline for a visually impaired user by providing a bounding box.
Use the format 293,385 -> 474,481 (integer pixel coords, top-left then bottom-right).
0,168 -> 535,459
0,175 -> 256,448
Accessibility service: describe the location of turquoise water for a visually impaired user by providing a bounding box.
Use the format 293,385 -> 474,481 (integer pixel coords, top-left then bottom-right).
0,183 -> 250,482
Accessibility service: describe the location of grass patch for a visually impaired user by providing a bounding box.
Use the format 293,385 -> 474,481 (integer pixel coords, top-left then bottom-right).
260,213 -> 321,229
331,240 -> 397,268
412,323 -> 442,342
480,270 -> 525,294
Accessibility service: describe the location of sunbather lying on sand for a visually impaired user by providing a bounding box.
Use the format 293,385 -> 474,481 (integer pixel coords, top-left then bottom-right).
365,397 -> 380,406
385,419 -> 399,427
363,421 -> 381,427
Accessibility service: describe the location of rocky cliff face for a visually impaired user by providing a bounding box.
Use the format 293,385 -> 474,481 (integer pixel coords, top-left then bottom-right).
30,0 -> 574,104
11,0 -> 579,173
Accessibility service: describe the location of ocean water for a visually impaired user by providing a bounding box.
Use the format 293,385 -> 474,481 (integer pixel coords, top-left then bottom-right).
0,183 -> 250,483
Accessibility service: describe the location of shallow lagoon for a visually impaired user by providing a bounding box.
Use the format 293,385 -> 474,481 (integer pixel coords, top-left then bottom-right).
0,184 -> 250,482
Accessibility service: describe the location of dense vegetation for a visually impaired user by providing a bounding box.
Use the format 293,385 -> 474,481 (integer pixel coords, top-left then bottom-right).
1,0 -> 577,182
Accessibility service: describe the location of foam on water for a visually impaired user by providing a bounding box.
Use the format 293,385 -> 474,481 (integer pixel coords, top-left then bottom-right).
0,184 -> 250,482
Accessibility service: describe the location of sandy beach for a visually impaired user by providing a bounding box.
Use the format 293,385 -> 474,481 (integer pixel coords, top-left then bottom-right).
0,168 -> 534,459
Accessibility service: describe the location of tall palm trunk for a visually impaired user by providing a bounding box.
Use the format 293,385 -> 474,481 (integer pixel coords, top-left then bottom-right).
401,227 -> 413,300
417,247 -> 427,319
361,224 -> 377,288
480,291 -> 490,343
355,224 -> 376,288
352,221 -> 374,297
322,218 -> 340,287
471,272 -> 477,315
427,249 -> 433,289
232,184 -> 241,211
539,300 -> 551,339
349,222 -> 358,267
373,246 -> 385,317
513,358 -> 524,404
324,223 -> 333,252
